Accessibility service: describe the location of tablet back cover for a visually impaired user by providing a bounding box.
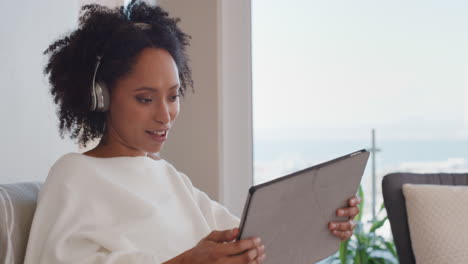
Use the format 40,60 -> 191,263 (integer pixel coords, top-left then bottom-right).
237,150 -> 369,264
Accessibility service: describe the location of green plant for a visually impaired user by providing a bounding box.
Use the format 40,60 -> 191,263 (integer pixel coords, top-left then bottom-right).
330,186 -> 398,264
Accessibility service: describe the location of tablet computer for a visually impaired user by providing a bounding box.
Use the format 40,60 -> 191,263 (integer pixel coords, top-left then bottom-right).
236,149 -> 370,264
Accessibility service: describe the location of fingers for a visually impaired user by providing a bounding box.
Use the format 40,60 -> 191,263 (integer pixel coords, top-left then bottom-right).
205,228 -> 238,243
328,219 -> 356,232
329,219 -> 355,241
228,243 -> 266,264
348,196 -> 361,207
336,206 -> 360,218
219,236 -> 262,256
334,196 -> 361,220
205,229 -> 266,263
331,230 -> 353,241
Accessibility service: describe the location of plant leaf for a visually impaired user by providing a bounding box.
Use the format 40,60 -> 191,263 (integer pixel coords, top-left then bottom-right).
355,185 -> 365,222
339,240 -> 349,264
384,241 -> 398,257
377,202 -> 386,215
370,216 -> 388,233
337,185 -> 398,264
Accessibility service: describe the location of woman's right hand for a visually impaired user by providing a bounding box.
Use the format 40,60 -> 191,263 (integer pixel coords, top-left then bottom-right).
182,227 -> 266,264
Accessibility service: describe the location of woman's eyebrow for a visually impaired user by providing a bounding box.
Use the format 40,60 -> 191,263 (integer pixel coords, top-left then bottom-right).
133,87 -> 156,92
133,84 -> 180,92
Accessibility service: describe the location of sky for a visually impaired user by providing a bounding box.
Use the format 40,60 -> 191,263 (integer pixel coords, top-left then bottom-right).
252,0 -> 468,141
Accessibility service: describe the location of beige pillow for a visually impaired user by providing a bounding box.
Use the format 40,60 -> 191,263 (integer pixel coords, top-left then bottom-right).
402,184 -> 468,264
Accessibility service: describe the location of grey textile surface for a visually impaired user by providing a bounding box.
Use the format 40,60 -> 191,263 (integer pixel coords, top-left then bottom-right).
382,173 -> 468,264
0,182 -> 42,264
238,150 -> 369,264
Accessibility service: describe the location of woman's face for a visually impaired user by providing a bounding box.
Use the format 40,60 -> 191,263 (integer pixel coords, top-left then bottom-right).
104,48 -> 180,156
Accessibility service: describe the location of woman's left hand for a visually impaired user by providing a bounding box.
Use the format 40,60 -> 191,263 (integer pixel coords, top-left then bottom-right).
328,196 -> 360,241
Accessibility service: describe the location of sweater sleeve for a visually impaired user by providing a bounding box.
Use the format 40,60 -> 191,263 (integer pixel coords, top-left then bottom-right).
178,172 -> 241,231
24,157 -> 166,264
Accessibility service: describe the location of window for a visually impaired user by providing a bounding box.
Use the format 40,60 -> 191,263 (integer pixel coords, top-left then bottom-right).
252,0 -> 468,236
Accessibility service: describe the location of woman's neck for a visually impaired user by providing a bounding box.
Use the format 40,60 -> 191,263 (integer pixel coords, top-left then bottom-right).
83,139 -> 146,158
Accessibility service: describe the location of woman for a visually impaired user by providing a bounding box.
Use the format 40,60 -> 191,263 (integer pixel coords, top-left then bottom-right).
24,2 -> 360,263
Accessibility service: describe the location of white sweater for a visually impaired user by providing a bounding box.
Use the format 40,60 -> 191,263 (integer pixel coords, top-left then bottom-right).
24,153 -> 240,264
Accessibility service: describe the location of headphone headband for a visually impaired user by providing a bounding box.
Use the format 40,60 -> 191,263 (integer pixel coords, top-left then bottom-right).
133,22 -> 151,30
89,22 -> 151,112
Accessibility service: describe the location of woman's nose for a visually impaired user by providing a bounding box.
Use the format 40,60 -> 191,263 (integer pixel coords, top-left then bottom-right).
153,101 -> 171,125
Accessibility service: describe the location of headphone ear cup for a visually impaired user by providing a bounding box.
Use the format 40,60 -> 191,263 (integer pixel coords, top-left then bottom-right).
91,55 -> 107,112
100,81 -> 110,112
90,85 -> 97,111
94,81 -> 110,112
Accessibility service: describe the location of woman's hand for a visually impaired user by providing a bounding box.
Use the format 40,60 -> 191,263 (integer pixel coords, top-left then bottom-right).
328,196 -> 360,241
179,228 -> 266,264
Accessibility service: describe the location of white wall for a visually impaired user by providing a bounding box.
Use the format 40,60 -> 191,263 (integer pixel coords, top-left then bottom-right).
157,0 -> 223,204
158,0 -> 253,216
0,0 -> 79,183
218,0 -> 254,217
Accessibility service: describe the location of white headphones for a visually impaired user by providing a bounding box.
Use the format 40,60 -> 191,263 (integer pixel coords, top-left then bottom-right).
90,55 -> 110,112
89,22 -> 150,112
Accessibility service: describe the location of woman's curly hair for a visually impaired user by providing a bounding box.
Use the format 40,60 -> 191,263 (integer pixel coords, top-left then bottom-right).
44,0 -> 192,147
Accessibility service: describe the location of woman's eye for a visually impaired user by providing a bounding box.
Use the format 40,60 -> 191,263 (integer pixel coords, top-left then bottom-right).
136,97 -> 152,104
170,95 -> 181,101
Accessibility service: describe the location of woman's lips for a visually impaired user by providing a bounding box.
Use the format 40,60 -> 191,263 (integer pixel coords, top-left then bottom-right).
145,130 -> 167,143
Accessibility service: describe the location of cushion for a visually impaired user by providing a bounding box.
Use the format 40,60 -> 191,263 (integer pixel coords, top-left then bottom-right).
402,184 -> 468,264
0,182 -> 42,264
